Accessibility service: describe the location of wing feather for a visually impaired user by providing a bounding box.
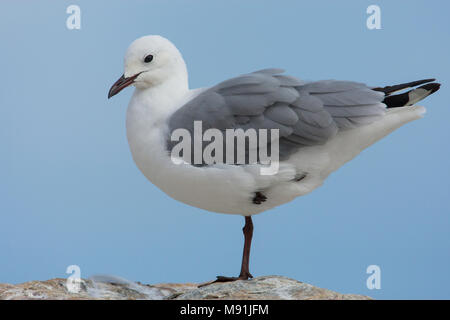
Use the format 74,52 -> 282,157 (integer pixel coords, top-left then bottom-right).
167,69 -> 386,164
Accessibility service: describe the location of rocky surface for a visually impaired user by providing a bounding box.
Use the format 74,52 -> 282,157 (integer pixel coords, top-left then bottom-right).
0,275 -> 371,300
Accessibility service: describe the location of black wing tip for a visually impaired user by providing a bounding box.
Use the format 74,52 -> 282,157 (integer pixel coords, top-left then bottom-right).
383,82 -> 441,108
421,82 -> 441,94
373,78 -> 438,95
419,78 -> 436,84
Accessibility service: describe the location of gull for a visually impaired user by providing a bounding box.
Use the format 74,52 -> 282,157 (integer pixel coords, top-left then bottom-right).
108,35 -> 440,282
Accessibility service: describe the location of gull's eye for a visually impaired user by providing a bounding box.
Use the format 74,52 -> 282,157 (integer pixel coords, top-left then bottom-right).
144,54 -> 154,63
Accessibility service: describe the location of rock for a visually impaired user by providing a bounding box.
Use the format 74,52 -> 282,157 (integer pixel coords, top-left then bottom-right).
0,275 -> 371,300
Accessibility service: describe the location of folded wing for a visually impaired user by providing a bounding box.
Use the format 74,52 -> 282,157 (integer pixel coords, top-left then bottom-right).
167,69 -> 386,164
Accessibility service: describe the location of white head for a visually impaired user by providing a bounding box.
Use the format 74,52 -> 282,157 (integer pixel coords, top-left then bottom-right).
108,35 -> 188,98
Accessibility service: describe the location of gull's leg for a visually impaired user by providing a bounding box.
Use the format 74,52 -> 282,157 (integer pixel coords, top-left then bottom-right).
213,215 -> 254,283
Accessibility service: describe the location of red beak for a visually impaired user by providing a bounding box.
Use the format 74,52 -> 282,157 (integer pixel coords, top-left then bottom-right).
108,73 -> 141,99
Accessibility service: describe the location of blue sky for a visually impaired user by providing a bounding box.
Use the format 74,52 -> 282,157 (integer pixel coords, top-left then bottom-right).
1,0 -> 449,299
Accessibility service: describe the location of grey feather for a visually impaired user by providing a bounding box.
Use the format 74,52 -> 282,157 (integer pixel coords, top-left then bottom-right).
300,80 -> 367,93
323,103 -> 386,118
274,75 -> 305,87
291,94 -> 324,112
167,69 -> 385,165
234,115 -> 251,124
293,107 -> 334,128
312,89 -> 384,106
264,103 -> 299,126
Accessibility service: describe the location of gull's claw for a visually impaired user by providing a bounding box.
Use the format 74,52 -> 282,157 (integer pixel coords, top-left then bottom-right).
198,273 -> 253,287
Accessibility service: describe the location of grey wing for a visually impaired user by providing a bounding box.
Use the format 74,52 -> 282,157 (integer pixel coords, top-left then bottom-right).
300,80 -> 386,129
167,69 -> 386,164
